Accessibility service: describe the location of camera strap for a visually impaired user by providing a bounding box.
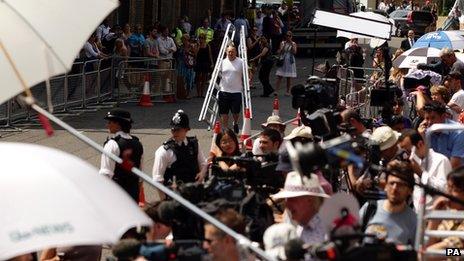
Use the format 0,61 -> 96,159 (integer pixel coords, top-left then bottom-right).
361,200 -> 378,232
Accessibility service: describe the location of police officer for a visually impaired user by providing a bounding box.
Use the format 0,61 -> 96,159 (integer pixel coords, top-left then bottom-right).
152,110 -> 207,189
99,109 -> 143,202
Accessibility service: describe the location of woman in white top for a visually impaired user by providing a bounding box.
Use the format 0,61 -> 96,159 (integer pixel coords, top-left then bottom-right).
275,31 -> 297,96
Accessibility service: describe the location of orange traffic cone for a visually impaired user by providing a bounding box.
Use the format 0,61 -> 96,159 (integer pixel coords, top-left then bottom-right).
138,183 -> 146,207
272,94 -> 280,116
163,78 -> 176,103
292,108 -> 301,126
139,74 -> 153,107
209,121 -> 221,158
240,108 -> 253,151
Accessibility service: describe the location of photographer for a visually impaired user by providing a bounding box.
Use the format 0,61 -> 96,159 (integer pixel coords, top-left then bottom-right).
341,109 -> 371,138
209,128 -> 241,171
258,128 -> 283,157
252,115 -> 286,155
359,160 -> 417,245
203,209 -> 248,261
398,129 -> 451,211
355,126 -> 407,196
144,203 -> 172,242
276,126 -> 333,195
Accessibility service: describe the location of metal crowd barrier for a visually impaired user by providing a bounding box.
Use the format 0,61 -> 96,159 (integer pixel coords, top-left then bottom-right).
338,66 -> 384,120
115,57 -> 176,105
0,56 -> 177,133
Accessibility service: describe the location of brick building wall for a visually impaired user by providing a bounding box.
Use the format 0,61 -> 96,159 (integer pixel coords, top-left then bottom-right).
112,0 -> 247,33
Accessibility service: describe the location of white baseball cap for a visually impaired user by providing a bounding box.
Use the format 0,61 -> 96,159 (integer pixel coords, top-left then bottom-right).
263,223 -> 298,260
272,171 -> 329,199
370,126 -> 400,151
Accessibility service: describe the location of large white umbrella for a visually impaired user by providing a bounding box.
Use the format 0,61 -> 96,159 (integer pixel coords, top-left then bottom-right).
0,143 -> 152,260
0,0 -> 119,104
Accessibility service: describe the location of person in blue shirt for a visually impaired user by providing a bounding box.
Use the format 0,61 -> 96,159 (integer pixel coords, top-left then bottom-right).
128,24 -> 146,57
421,101 -> 464,169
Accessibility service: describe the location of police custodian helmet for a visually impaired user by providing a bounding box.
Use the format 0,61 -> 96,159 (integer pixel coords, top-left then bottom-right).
170,110 -> 190,130
104,109 -> 133,123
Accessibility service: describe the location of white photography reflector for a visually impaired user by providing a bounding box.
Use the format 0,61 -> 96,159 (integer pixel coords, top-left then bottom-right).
312,10 -> 392,40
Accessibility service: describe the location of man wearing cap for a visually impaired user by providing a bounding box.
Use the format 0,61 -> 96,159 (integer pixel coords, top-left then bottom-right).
100,109 -> 144,202
272,171 -> 329,247
355,126 -> 408,197
359,160 -> 417,245
277,126 -> 333,195
252,115 -> 286,155
152,110 -> 207,195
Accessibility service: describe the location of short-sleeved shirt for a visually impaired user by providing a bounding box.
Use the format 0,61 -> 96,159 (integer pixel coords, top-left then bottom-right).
359,200 -> 417,245
429,119 -> 464,161
219,57 -> 244,93
144,37 -> 159,65
449,89 -> 464,120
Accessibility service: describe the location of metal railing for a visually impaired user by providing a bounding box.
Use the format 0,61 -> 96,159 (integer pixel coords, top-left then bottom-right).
0,56 -> 177,133
339,66 -> 384,120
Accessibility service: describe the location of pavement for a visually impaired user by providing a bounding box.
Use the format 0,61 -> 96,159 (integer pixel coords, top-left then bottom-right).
0,37 -> 404,203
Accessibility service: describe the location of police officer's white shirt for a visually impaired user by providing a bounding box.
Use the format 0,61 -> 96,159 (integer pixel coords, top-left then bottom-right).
219,57 -> 244,93
152,138 -> 208,182
99,131 -> 132,178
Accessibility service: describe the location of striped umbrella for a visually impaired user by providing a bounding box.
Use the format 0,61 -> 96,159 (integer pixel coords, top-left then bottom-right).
392,47 -> 441,69
413,30 -> 464,50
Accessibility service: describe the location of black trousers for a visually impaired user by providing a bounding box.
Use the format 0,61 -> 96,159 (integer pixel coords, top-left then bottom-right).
259,61 -> 274,96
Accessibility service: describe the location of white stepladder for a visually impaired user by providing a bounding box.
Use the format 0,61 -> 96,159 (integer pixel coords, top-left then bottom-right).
238,25 -> 253,119
198,24 -> 252,130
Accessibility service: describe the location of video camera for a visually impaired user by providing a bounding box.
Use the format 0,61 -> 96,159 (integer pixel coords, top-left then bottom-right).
211,154 -> 284,195
291,76 -> 338,115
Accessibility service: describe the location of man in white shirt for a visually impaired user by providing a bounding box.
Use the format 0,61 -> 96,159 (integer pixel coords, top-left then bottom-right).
218,45 -> 244,133
157,26 -> 177,93
444,72 -> 464,121
252,115 -> 286,155
96,19 -> 110,47
399,129 -> 452,211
